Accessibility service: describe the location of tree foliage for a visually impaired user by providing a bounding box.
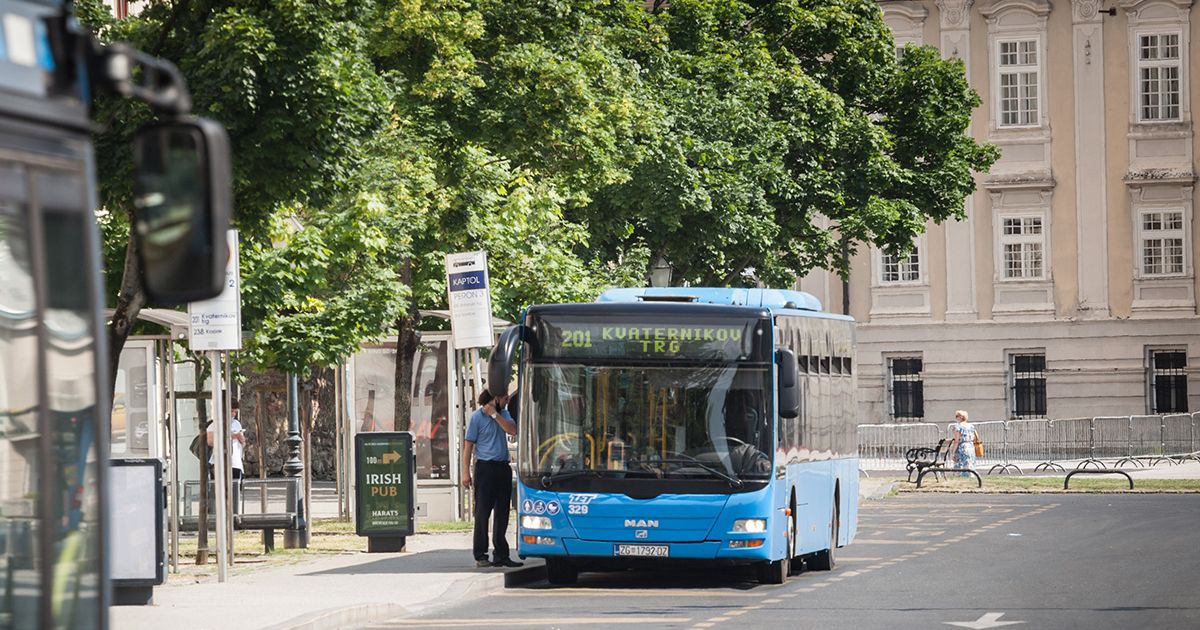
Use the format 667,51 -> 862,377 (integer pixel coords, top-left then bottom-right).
80,0 -> 993,407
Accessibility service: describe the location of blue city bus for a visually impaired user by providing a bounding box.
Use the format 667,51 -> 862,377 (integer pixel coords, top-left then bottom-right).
1,1 -> 230,626
488,287 -> 858,585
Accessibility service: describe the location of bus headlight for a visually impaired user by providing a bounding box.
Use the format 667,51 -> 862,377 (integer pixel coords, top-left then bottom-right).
521,515 -> 552,530
732,519 -> 767,533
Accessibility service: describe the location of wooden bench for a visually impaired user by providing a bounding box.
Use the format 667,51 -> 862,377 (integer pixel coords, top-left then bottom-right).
905,438 -> 950,483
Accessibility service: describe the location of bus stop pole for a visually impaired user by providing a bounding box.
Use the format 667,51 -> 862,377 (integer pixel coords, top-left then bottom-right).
224,351 -> 236,567
211,351 -> 229,582
167,340 -> 179,573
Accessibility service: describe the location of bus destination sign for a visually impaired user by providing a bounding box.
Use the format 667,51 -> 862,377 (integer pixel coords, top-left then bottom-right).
537,319 -> 764,362
355,432 -> 415,538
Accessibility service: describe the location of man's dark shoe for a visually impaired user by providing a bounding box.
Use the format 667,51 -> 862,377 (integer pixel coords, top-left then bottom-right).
492,558 -> 524,568
475,559 -> 493,568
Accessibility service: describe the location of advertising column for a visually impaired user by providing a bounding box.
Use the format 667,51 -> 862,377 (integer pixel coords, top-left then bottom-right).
355,433 -> 416,551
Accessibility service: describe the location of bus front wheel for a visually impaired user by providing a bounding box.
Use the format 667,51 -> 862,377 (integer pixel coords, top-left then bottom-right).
545,558 -> 578,585
755,555 -> 789,585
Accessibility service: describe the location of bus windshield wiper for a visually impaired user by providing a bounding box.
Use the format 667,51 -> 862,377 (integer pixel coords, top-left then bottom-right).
539,469 -> 603,488
657,457 -> 744,488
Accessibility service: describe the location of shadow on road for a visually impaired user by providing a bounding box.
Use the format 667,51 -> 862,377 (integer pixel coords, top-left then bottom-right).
300,549 -> 506,576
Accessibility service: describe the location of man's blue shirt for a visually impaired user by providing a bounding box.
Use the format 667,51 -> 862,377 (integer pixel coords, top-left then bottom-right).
466,407 -> 515,462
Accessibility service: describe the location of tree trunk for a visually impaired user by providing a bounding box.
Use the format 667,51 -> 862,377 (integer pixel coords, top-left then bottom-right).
108,227 -> 146,395
392,259 -> 419,433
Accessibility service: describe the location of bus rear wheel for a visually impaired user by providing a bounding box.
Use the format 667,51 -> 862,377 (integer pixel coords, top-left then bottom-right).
545,558 -> 578,585
808,499 -> 838,572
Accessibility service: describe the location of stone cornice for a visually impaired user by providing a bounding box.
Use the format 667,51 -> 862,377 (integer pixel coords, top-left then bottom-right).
979,0 -> 1053,19
880,1 -> 930,21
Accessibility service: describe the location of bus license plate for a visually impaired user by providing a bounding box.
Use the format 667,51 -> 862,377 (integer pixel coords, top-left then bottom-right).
613,544 -> 669,558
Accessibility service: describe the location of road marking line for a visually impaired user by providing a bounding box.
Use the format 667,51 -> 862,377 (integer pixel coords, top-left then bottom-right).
794,587 -> 814,592
841,571 -> 861,577
854,539 -> 932,545
500,591 -> 759,599
726,610 -> 748,617
812,583 -> 830,588
839,556 -> 884,561
763,599 -> 783,604
380,618 -> 694,627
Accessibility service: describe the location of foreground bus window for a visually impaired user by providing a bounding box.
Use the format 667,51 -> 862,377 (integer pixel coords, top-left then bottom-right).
1,161 -> 41,629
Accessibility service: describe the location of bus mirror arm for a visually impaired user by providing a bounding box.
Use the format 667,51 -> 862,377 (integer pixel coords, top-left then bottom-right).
776,348 -> 800,419
92,42 -> 194,116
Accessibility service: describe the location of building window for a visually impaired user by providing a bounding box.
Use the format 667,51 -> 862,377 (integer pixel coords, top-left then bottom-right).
1149,350 -> 1188,413
998,39 -> 1039,127
881,249 -> 920,284
1139,209 -> 1185,276
1000,215 -> 1044,279
1138,32 -> 1182,122
1010,353 -> 1046,419
887,357 -> 924,421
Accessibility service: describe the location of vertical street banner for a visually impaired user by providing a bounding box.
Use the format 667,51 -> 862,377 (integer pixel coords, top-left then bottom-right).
444,250 -> 494,349
355,432 -> 415,537
188,229 -> 242,350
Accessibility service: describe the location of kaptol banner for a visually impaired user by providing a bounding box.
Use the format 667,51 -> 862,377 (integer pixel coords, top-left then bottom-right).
188,230 -> 242,350
445,250 -> 494,349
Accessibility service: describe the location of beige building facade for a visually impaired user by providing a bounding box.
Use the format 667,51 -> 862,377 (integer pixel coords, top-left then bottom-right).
801,0 -> 1200,423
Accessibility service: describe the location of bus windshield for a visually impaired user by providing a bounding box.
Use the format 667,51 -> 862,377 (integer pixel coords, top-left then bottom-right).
519,311 -> 775,485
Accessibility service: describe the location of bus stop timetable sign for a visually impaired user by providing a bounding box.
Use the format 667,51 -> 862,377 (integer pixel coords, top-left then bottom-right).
445,250 -> 494,349
355,432 -> 416,544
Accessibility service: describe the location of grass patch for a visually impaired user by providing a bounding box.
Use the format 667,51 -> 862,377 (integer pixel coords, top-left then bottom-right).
898,474 -> 1200,493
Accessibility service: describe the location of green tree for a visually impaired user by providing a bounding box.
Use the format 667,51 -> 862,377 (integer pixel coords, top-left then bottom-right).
586,0 -> 996,286
78,0 -> 396,386
368,0 -> 657,428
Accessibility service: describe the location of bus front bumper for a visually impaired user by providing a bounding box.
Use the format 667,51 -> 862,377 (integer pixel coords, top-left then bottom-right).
519,537 -> 773,562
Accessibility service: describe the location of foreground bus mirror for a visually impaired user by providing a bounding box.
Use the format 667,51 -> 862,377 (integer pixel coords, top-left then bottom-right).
776,348 -> 800,419
131,117 -> 232,305
488,325 -> 525,398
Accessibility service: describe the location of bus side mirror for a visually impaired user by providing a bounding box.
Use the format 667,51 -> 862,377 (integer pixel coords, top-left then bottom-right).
776,348 -> 800,419
488,325 -> 526,398
131,117 -> 232,305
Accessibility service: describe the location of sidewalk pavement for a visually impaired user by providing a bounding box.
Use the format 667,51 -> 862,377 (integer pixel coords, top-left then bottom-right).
113,464 -> 1195,630
110,531 -> 542,630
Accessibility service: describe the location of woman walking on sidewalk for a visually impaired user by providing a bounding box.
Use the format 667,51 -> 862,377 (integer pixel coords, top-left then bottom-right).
948,410 -> 978,476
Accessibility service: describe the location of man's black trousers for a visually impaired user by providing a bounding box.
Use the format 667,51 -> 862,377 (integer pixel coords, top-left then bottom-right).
473,460 -> 513,563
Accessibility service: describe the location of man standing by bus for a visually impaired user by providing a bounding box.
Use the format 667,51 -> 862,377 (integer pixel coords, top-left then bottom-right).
462,390 -> 522,568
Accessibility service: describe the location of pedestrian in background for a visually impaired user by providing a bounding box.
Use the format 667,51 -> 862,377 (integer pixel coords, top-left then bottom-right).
947,409 -> 977,476
462,390 -> 523,568
207,399 -> 245,482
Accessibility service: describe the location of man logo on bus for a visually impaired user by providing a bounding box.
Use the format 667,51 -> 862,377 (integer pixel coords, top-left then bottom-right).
624,519 -> 659,528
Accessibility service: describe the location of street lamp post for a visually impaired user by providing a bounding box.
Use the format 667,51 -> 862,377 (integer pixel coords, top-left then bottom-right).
283,373 -> 308,548
650,256 -> 673,288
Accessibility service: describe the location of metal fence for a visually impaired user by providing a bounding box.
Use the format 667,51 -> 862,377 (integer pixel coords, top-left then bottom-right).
858,412 -> 1200,473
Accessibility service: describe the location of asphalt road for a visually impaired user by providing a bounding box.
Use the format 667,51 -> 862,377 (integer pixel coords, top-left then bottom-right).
367,494 -> 1200,630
